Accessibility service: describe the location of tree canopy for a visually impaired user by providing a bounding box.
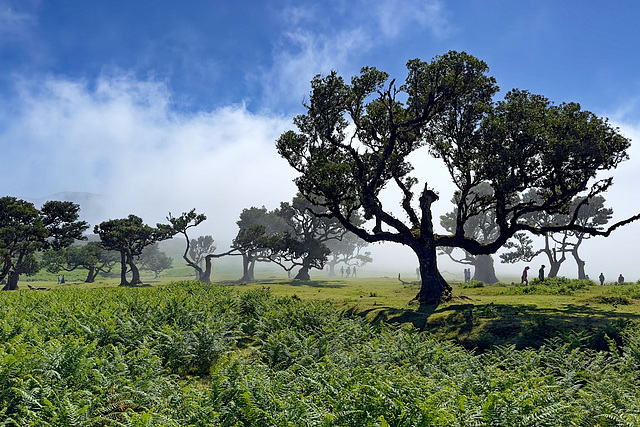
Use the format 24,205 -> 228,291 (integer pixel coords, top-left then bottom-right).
232,206 -> 288,282
42,241 -> 119,283
272,194 -> 349,280
94,215 -> 173,286
276,50 -> 638,305
0,197 -> 88,290
138,243 -> 173,279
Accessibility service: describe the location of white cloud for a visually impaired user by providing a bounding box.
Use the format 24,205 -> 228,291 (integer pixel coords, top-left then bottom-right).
261,26 -> 368,111
261,0 -> 452,110
1,74 -> 299,248
374,0 -> 451,39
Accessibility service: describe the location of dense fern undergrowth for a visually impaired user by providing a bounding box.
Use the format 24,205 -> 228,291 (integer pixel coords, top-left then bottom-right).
1,282 -> 639,426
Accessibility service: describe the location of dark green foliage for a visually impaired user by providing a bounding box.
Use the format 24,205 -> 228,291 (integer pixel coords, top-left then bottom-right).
0,197 -> 88,290
0,283 -> 639,425
94,215 -> 174,286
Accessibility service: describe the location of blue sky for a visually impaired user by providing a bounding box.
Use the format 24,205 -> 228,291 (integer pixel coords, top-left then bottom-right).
2,0 -> 640,278
4,1 -> 640,116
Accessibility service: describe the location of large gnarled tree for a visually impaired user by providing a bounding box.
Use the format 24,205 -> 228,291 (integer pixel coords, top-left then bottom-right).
276,50 -> 638,305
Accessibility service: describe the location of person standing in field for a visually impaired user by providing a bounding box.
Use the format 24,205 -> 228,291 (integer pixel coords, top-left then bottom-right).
599,272 -> 605,286
352,266 -> 357,278
521,266 -> 530,285
538,265 -> 545,282
618,274 -> 624,284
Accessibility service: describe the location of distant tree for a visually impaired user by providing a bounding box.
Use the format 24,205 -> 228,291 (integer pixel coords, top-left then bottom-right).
187,235 -> 216,276
276,50 -> 638,305
270,194 -> 349,280
439,184 -> 499,284
500,190 -> 569,277
42,242 -> 119,283
167,209 -> 237,283
93,215 -> 174,286
501,193 -> 613,279
138,243 -> 173,278
0,197 -> 88,290
232,206 -> 289,282
324,231 -> 372,276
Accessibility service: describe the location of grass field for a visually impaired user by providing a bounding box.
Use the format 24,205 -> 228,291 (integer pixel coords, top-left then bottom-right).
18,266 -> 640,353
1,274 -> 640,425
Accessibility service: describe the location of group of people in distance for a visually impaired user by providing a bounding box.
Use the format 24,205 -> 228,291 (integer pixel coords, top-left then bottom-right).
340,265 -> 356,278
600,272 -> 626,285
520,266 -> 627,286
520,265 -> 545,285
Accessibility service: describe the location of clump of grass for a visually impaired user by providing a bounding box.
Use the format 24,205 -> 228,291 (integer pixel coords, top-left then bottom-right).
584,295 -> 631,306
497,276 -> 592,295
460,280 -> 484,289
601,283 -> 640,299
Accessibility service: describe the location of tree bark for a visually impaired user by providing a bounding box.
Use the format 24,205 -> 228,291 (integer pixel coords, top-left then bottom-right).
239,254 -> 256,282
472,255 -> 498,284
414,244 -> 451,305
118,251 -> 129,286
128,258 -> 142,285
85,266 -> 96,283
198,256 -> 213,283
327,260 -> 337,277
414,188 -> 452,304
543,237 -> 566,278
294,265 -> 311,280
2,271 -> 19,291
571,249 -> 587,280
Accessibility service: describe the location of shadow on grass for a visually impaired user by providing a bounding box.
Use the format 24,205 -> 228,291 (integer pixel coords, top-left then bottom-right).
287,280 -> 347,289
214,279 -> 347,288
352,301 -> 640,352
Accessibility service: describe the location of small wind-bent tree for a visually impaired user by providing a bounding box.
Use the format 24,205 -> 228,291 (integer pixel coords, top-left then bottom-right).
0,198 -> 88,290
42,242 -> 119,283
276,50 -> 639,305
188,235 -> 217,276
138,243 -> 173,278
271,194 -> 349,280
94,215 -> 174,286
232,206 -> 289,282
167,209 -> 237,283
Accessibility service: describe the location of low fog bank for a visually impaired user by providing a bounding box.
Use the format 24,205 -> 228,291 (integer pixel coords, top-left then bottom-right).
26,184 -> 640,286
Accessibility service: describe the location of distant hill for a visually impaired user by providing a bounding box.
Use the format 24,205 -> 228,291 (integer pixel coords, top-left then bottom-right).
28,191 -> 107,228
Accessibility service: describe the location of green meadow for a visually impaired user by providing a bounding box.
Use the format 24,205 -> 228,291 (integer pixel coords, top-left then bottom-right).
2,272 -> 640,425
